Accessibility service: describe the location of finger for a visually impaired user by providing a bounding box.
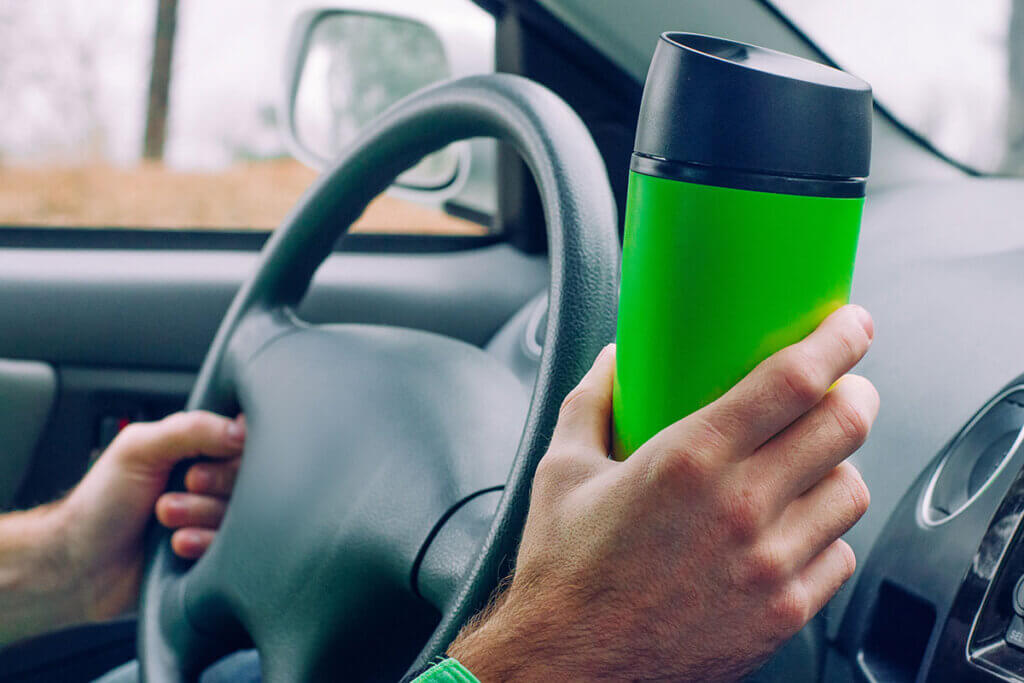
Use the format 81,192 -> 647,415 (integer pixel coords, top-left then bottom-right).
797,539 -> 858,620
688,305 -> 873,455
771,462 -> 870,570
171,528 -> 216,560
113,411 -> 245,471
548,344 -> 616,458
185,457 -> 241,498
155,492 -> 228,530
750,375 -> 878,503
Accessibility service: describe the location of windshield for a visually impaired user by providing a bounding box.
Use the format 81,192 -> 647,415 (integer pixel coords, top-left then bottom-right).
770,0 -> 1024,176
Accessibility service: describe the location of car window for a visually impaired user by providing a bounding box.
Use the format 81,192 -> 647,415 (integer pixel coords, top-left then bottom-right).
769,0 -> 1024,176
0,0 -> 495,235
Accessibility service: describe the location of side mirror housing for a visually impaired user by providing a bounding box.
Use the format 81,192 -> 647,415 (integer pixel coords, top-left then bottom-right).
281,8 -> 483,193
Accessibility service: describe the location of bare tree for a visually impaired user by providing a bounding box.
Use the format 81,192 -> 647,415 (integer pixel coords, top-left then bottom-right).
143,0 -> 179,160
0,3 -> 121,165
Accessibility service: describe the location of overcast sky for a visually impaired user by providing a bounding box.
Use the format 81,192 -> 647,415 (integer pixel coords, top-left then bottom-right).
774,0 -> 1016,171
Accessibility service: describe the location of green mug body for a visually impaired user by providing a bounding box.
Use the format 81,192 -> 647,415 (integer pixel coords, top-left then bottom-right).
610,32 -> 871,459
611,171 -> 865,459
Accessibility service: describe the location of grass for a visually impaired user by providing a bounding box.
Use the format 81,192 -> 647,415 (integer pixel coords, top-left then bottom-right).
0,158 -> 486,235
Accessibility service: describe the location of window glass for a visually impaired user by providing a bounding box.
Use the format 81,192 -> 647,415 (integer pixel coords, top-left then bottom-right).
770,0 -> 1024,175
0,0 -> 495,234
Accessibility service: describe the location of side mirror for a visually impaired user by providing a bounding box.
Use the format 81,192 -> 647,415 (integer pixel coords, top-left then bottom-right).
281,9 -> 461,190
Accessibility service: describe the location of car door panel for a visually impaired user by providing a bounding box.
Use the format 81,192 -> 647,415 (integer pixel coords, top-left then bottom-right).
0,359 -> 56,509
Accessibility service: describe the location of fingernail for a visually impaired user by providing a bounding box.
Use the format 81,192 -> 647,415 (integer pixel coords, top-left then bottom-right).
598,343 -> 615,361
182,530 -> 203,548
853,306 -> 874,341
226,420 -> 245,445
162,494 -> 185,514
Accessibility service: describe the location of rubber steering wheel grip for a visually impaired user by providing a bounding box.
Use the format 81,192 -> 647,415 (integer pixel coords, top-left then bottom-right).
139,74 -> 620,682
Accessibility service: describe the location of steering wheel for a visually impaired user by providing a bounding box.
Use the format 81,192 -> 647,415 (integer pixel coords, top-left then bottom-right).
137,74 -> 620,682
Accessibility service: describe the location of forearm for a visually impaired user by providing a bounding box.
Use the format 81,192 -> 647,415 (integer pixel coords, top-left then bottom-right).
0,503 -> 84,645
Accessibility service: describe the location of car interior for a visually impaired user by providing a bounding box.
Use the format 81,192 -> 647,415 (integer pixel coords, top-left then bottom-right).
1,0 -> 1023,681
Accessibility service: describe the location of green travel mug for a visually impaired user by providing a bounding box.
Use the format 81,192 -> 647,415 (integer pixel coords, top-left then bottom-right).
612,33 -> 873,459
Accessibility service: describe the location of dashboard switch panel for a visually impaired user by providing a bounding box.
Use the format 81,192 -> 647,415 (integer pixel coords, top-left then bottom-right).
1007,615 -> 1024,651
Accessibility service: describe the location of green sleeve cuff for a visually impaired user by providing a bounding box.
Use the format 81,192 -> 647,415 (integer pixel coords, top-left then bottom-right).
412,658 -> 481,682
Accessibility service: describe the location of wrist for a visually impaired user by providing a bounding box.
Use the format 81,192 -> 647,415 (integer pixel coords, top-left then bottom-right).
6,501 -> 75,596
446,586 -> 574,681
412,658 -> 481,682
32,500 -> 93,622
447,607 -> 525,681
0,502 -> 82,644
57,490 -> 142,623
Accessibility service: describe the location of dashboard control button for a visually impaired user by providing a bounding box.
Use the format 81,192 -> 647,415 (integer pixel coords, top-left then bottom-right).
1007,614 -> 1024,650
1014,575 -> 1024,617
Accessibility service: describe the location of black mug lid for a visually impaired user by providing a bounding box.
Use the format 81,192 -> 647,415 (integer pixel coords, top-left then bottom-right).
635,32 -> 872,183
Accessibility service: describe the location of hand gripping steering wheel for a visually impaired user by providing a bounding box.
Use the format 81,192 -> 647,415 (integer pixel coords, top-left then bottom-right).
138,74 -> 620,682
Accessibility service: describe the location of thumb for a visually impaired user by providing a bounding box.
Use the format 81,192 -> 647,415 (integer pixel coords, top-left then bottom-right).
548,344 -> 616,458
111,411 -> 245,472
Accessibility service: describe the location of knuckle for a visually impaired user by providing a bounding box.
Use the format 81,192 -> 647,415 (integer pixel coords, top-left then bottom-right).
834,324 -> 863,362
164,411 -> 207,434
835,540 -> 858,582
776,349 -> 827,407
648,444 -> 712,492
534,451 -> 562,483
154,496 -> 175,525
689,414 -> 733,455
558,386 -> 593,422
766,583 -> 812,635
110,422 -> 149,455
157,412 -> 208,458
835,463 -> 871,521
719,490 -> 764,544
741,541 -> 789,588
830,395 -> 872,447
115,422 -> 145,444
533,450 -> 577,493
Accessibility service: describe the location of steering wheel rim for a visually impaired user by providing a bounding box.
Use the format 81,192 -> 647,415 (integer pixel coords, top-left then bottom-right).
138,73 -> 619,682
